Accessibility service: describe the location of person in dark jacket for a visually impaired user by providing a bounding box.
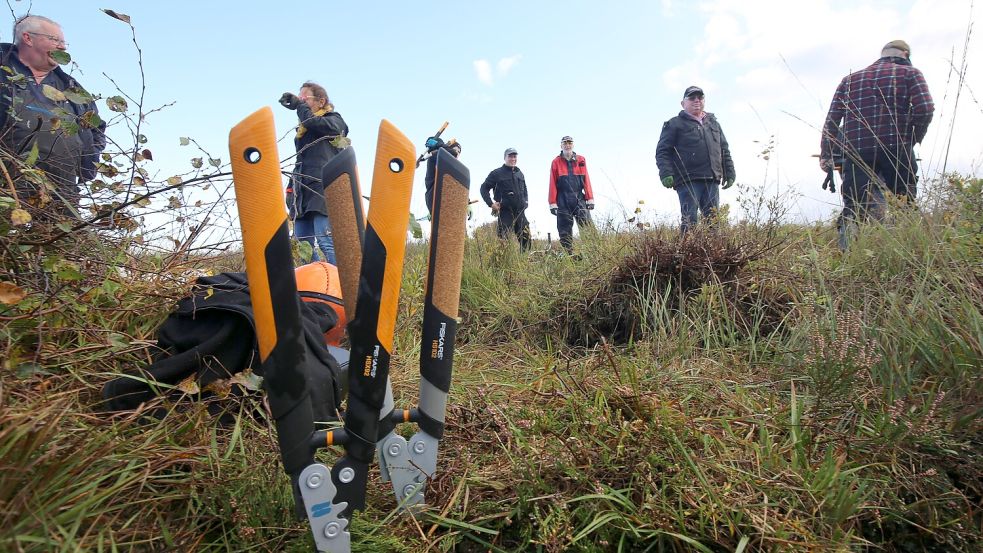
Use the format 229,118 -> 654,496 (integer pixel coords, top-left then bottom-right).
480,147 -> 530,251
820,40 -> 934,250
655,86 -> 736,234
548,135 -> 594,253
279,81 -> 349,264
0,15 -> 106,219
424,139 -> 462,216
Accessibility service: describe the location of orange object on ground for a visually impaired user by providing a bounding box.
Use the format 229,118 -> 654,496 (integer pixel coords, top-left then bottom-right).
295,261 -> 347,346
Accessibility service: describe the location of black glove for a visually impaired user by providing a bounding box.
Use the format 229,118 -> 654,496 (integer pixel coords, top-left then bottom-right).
424,136 -> 444,152
279,92 -> 301,110
550,207 -> 558,216
822,169 -> 837,194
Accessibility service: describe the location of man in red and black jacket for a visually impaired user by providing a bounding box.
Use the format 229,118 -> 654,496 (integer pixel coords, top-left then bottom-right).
820,39 -> 934,250
548,136 -> 594,253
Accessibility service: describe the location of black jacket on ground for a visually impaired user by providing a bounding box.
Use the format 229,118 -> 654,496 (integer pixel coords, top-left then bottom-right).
479,164 -> 528,211
291,105 -> 349,218
655,111 -> 735,186
101,272 -> 343,422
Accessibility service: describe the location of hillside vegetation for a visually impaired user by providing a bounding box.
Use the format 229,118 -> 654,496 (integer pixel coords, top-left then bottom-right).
1,176 -> 981,552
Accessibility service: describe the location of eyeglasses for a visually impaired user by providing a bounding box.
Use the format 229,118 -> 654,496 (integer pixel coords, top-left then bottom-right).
28,32 -> 68,47
685,94 -> 705,100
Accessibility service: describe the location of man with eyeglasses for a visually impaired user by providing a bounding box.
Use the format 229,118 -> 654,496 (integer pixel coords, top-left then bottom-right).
655,86 -> 736,234
0,14 -> 106,219
548,136 -> 595,254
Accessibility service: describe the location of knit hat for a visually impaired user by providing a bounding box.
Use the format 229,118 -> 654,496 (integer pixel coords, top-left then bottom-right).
881,39 -> 911,58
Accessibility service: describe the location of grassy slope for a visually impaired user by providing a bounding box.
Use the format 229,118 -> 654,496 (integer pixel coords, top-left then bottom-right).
1,179 -> 981,552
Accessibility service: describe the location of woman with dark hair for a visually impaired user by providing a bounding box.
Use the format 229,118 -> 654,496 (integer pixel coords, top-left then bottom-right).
279,81 -> 349,264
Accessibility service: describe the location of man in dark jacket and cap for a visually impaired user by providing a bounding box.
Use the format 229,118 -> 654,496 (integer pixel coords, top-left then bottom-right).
480,147 -> 530,251
0,14 -> 106,218
820,40 -> 934,250
655,86 -> 736,234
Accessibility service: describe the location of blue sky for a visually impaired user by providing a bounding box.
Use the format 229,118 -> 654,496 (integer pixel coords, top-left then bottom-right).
13,0 -> 981,242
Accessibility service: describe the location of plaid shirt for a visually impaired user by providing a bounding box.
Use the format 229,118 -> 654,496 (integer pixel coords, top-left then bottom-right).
821,57 -> 934,160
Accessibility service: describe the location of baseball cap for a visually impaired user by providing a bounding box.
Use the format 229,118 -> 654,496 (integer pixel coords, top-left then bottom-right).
881,39 -> 911,58
504,147 -> 518,156
683,86 -> 704,98
561,135 -> 574,143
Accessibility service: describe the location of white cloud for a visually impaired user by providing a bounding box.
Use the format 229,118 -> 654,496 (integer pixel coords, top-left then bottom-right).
473,55 -> 522,85
473,59 -> 493,86
497,54 -> 522,76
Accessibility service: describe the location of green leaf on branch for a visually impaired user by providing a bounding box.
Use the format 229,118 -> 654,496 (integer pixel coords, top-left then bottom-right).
63,87 -> 93,104
25,142 -> 39,167
179,137 -> 190,146
137,134 -> 148,144
190,157 -> 203,169
231,369 -> 263,391
408,213 -> 423,239
330,136 -> 352,150
166,176 -> 183,186
55,261 -> 84,281
41,85 -> 66,102
49,50 -> 71,65
79,110 -> 103,129
96,163 -> 119,178
106,96 -> 127,112
136,197 -> 151,207
208,157 -> 221,168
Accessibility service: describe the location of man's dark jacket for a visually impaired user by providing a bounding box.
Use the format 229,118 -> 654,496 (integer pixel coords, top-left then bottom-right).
291,105 -> 348,219
0,43 -> 106,194
479,164 -> 528,212
655,111 -> 735,186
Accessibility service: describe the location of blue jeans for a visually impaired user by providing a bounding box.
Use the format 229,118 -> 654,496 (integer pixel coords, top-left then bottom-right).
676,180 -> 719,233
294,213 -> 336,264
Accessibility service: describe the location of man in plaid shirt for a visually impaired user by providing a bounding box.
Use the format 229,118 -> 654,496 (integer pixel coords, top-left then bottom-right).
820,39 -> 934,249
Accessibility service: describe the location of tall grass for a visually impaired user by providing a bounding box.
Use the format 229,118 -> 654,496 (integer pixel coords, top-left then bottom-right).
1,175 -> 980,551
